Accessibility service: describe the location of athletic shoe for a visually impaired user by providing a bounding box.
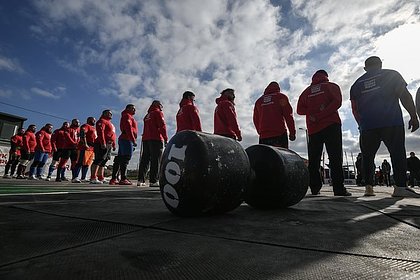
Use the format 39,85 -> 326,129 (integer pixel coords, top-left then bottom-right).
119,179 -> 132,185
392,187 -> 420,198
36,176 -> 45,180
3,175 -> 11,179
109,178 -> 119,185
45,176 -> 51,181
16,175 -> 25,179
71,178 -> 81,183
55,178 -> 62,182
28,175 -> 38,180
61,177 -> 69,181
81,179 -> 90,183
364,185 -> 375,196
149,181 -> 160,187
137,182 -> 147,187
90,179 -> 103,184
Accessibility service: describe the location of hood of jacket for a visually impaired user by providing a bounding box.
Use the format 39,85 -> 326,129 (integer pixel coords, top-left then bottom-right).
264,81 -> 280,95
179,98 -> 193,108
311,72 -> 329,85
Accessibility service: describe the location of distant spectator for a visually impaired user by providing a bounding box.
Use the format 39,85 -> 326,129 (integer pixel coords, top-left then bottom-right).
407,152 -> 420,188
381,159 -> 391,187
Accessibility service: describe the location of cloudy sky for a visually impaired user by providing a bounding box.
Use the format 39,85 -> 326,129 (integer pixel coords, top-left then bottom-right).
1,0 -> 420,168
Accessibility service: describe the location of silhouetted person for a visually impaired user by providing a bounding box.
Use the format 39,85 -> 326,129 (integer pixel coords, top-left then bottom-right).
351,56 -> 419,197
407,152 -> 420,188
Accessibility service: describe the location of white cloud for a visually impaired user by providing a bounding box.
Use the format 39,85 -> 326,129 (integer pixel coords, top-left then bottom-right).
0,56 -> 23,73
30,87 -> 65,99
32,0 -> 420,165
0,89 -> 12,98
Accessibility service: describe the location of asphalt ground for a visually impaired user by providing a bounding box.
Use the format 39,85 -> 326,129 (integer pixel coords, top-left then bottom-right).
0,178 -> 419,279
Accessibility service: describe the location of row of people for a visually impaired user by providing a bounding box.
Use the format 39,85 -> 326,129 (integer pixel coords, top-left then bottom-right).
3,56 -> 420,197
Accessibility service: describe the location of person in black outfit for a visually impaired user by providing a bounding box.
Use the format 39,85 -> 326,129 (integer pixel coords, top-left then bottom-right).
407,152 -> 420,188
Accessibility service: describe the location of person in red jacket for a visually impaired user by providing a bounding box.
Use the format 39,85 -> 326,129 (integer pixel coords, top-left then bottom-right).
110,104 -> 138,185
56,119 -> 79,182
3,128 -> 24,178
176,91 -> 202,132
214,88 -> 242,141
137,100 -> 168,187
16,124 -> 37,179
297,70 -> 351,196
90,110 -> 116,184
28,123 -> 53,180
46,122 -> 68,181
72,117 -> 97,183
253,81 -> 296,148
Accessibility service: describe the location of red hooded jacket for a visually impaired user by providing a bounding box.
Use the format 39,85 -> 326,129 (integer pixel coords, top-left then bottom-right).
119,109 -> 138,142
142,103 -> 168,142
10,134 -> 23,156
297,72 -> 342,135
253,82 -> 296,139
176,99 -> 202,132
23,130 -> 36,153
35,129 -> 52,153
214,95 -> 241,139
95,116 -> 116,148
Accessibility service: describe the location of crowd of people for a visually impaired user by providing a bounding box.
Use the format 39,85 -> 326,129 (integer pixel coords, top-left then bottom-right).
2,56 -> 420,197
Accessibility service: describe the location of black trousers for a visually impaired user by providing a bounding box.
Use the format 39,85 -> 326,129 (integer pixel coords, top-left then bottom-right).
138,140 -> 164,184
259,133 -> 288,149
308,123 -> 344,193
360,126 -> 406,187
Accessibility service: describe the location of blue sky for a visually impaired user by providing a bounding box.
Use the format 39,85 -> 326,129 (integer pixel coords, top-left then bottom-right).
1,0 -> 420,167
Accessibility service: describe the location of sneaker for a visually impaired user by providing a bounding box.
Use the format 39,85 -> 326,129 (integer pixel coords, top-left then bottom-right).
109,178 -> 119,185
90,179 -> 103,184
364,185 -> 375,196
61,177 -> 69,182
81,179 -> 90,183
3,175 -> 11,179
55,178 -> 62,182
71,178 -> 81,183
36,175 -> 45,180
334,190 -> 352,197
45,176 -> 51,181
137,182 -> 147,187
16,175 -> 25,179
28,175 -> 38,180
119,179 -> 132,185
392,187 -> 420,198
149,181 -> 160,187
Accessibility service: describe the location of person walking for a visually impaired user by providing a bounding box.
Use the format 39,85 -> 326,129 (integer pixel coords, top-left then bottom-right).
137,101 -> 168,187
350,56 -> 419,197
214,88 -> 242,141
253,81 -> 296,148
297,70 -> 351,196
3,128 -> 24,178
110,104 -> 138,185
407,152 -> 420,188
176,91 -> 202,132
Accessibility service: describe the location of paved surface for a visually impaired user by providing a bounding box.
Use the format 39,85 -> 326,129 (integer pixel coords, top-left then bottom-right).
0,178 -> 419,279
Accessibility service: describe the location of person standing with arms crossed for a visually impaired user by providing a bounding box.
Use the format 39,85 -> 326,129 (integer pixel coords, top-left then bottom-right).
350,56 -> 419,197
